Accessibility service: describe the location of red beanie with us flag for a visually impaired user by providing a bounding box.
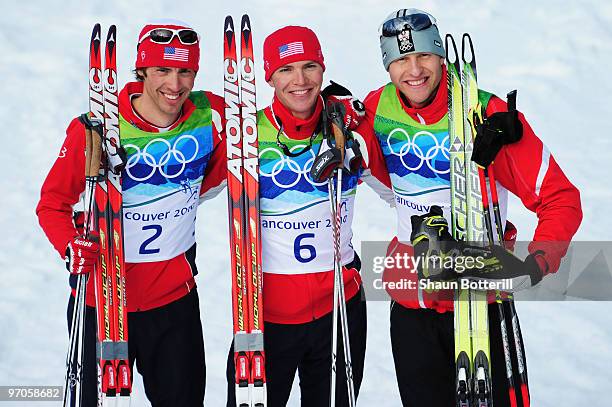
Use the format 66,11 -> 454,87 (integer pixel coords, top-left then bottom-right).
136,19 -> 200,72
263,26 -> 325,81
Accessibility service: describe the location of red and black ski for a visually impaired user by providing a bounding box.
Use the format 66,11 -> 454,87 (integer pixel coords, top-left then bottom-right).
88,23 -> 116,407
224,14 -> 266,407
62,23 -> 104,407
91,24 -> 131,407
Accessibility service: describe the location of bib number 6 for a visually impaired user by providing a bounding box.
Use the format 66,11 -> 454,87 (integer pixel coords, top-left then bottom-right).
294,233 -> 316,263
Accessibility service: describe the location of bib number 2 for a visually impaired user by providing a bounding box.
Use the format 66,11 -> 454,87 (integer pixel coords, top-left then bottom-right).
139,225 -> 162,255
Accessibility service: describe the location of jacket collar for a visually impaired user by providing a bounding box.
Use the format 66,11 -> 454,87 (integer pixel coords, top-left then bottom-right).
269,95 -> 323,140
394,65 -> 448,125
118,81 -> 196,132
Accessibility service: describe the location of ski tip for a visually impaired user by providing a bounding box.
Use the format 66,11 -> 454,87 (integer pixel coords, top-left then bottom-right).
224,15 -> 235,32
91,24 -> 102,42
241,14 -> 251,30
461,33 -> 475,68
445,34 -> 459,66
106,25 -> 117,43
240,15 -> 252,48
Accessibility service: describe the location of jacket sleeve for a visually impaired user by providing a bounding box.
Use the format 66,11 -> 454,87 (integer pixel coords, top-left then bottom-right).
354,88 -> 395,207
199,92 -> 227,203
486,95 -> 582,274
36,118 -> 87,258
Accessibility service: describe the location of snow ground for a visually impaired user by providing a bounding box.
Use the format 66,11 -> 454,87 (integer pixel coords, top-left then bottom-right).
1,0 -> 611,405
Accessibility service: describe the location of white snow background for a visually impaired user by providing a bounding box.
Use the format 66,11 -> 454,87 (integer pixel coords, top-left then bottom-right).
1,0 -> 611,405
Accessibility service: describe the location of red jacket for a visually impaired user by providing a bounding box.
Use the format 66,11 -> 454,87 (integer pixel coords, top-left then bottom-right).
358,79 -> 582,312
36,82 -> 226,312
260,97 -> 391,324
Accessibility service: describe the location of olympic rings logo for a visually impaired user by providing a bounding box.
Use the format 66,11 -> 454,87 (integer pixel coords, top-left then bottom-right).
124,135 -> 199,182
259,145 -> 327,189
386,128 -> 450,175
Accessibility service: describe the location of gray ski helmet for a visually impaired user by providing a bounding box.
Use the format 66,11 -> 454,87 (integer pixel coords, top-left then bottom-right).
379,8 -> 445,70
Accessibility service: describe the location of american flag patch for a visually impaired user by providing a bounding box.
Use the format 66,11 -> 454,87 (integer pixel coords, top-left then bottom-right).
163,47 -> 189,62
278,42 -> 304,59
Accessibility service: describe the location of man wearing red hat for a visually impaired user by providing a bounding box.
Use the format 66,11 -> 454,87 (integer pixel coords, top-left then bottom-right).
37,20 -> 226,406
225,25 -> 393,406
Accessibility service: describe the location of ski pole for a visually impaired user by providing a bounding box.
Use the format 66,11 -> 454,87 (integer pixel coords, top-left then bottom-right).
329,120 -> 356,407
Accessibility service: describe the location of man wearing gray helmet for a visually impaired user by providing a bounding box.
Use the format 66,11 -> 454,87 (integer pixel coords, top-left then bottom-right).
356,8 -> 582,407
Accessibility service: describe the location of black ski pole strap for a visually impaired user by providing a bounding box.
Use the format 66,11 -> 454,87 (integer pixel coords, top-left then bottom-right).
109,141 -> 128,174
310,138 -> 342,182
320,84 -> 364,174
327,101 -> 348,135
78,113 -> 104,138
343,138 -> 363,174
321,102 -> 331,139
310,103 -> 342,182
471,90 -> 523,168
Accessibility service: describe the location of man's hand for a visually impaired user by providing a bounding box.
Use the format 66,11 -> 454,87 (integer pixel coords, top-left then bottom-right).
410,206 -> 460,282
65,235 -> 99,275
410,206 -> 546,292
321,80 -> 365,131
458,245 -> 545,292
